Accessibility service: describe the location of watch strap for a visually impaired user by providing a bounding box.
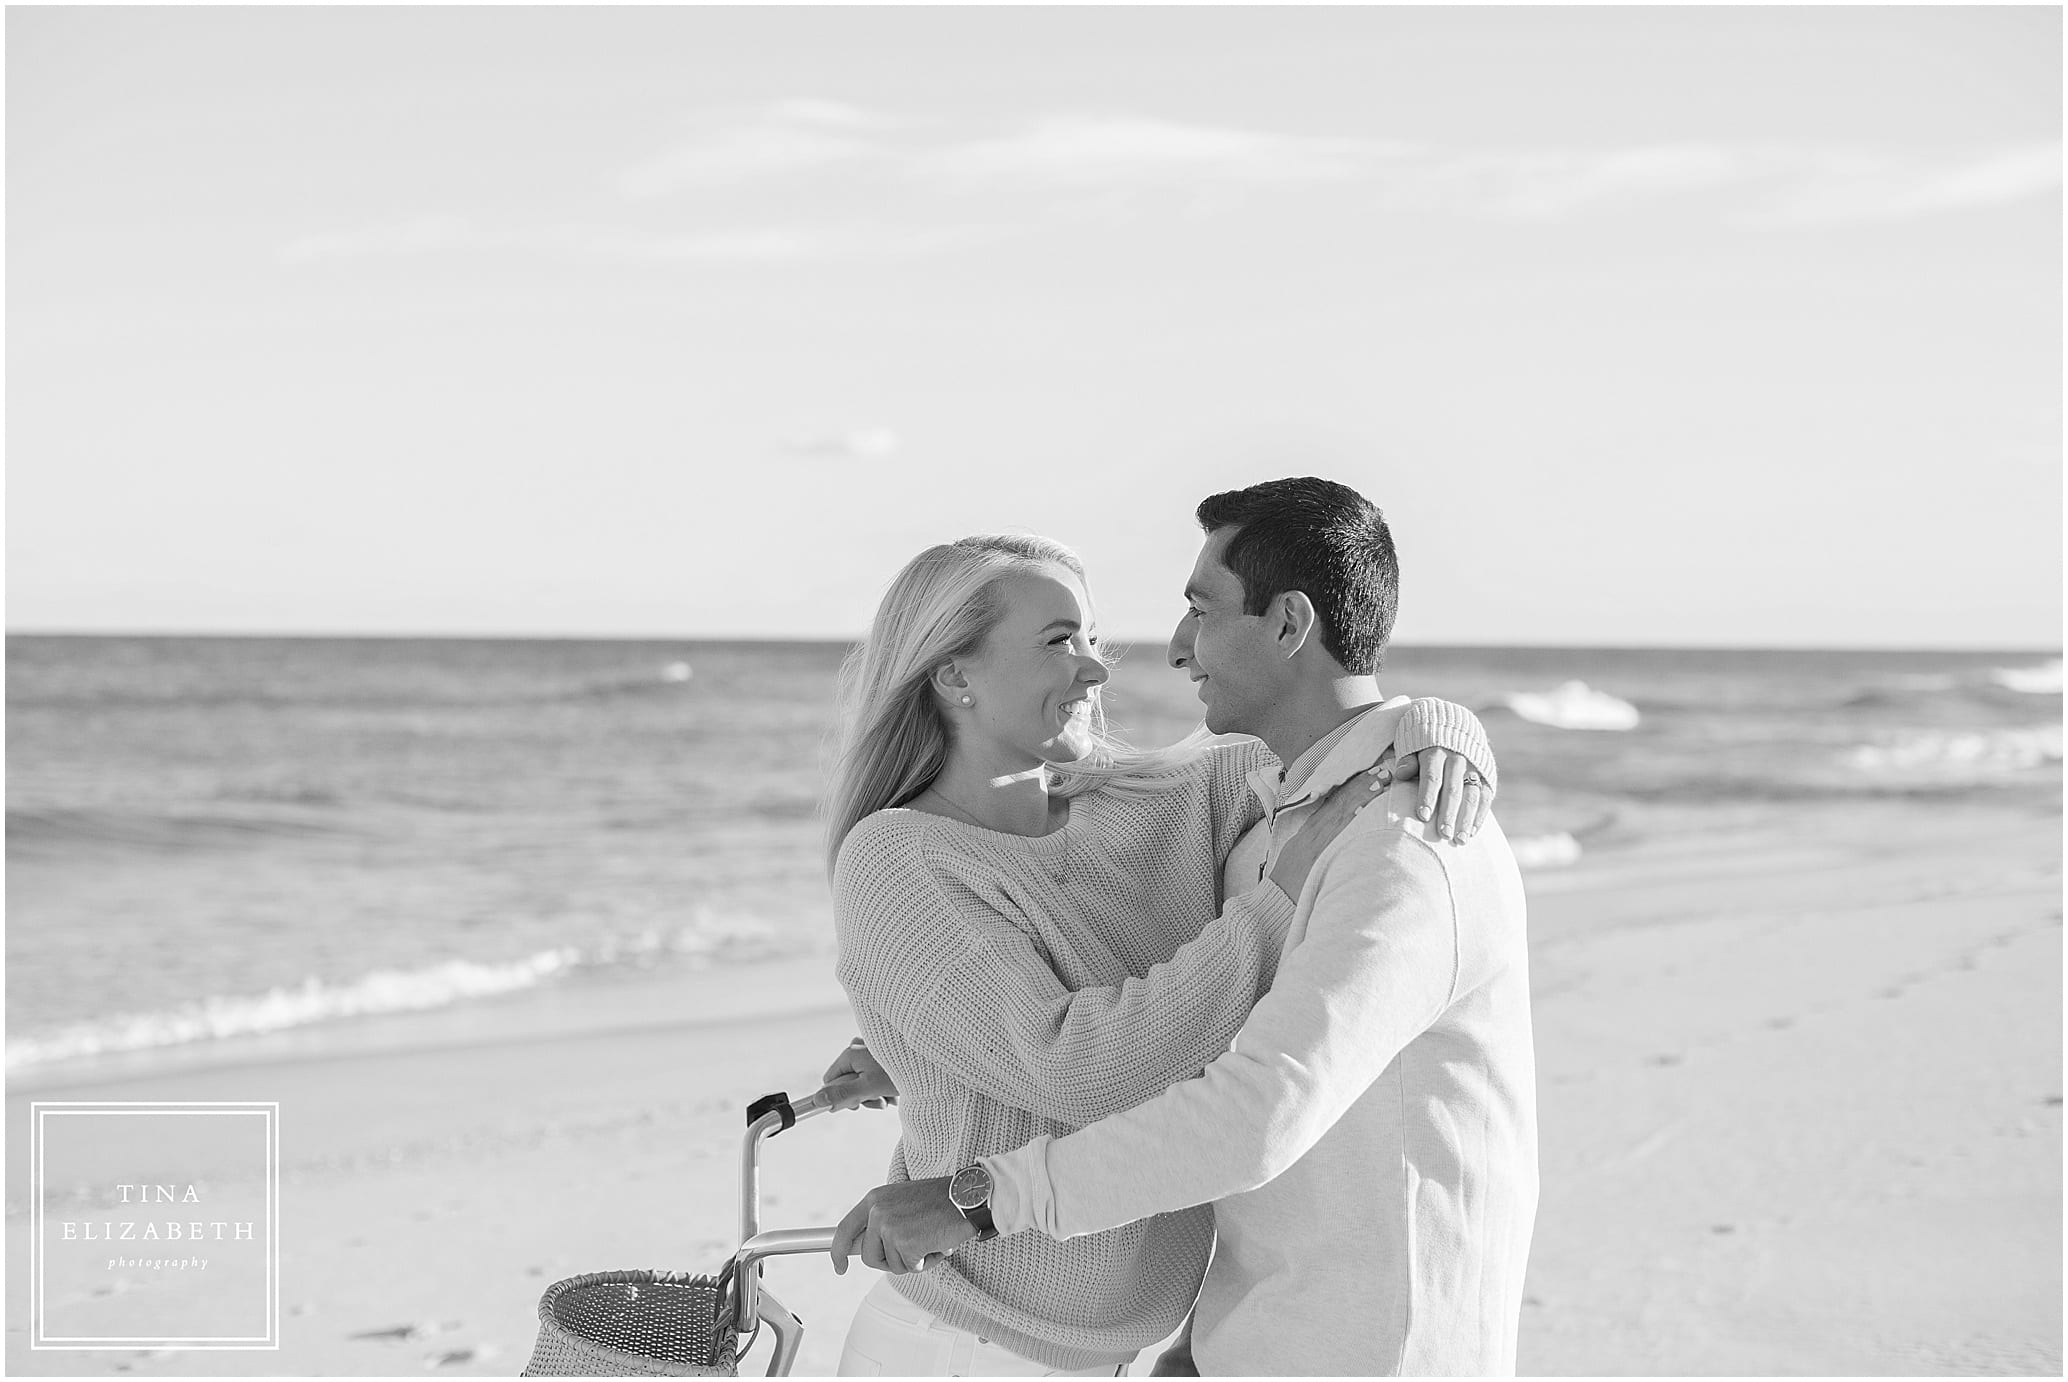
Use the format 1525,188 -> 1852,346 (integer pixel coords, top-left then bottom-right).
960,1195 -> 998,1242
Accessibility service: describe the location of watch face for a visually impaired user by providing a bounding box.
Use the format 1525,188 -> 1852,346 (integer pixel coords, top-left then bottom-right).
949,1164 -> 992,1210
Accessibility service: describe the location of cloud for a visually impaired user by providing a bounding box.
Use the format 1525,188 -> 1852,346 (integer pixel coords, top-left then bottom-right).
1737,143 -> 2062,227
617,104 -> 1399,197
616,101 -> 905,198
778,428 -> 900,461
916,115 -> 1391,185
1426,145 -> 1758,220
615,106 -> 2057,228
279,218 -> 988,266
282,107 -> 2060,272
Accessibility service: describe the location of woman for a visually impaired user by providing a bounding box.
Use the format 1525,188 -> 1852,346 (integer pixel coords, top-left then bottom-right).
822,534 -> 1493,1377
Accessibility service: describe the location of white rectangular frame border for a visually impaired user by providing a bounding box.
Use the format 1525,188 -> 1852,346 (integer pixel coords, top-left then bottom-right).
29,1101 -> 281,1350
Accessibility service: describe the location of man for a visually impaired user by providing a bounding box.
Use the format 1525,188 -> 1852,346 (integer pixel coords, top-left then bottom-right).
831,477 -> 1539,1375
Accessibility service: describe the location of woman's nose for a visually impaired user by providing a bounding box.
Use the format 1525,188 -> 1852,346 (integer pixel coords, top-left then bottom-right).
1081,656 -> 1109,684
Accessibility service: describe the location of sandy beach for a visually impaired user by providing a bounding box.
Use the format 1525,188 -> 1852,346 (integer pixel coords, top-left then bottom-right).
8,796 -> 2059,1376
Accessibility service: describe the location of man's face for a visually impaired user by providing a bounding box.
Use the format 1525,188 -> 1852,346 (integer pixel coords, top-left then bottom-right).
1167,527 -> 1283,737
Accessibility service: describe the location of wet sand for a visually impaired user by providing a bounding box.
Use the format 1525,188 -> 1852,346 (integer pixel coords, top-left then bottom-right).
7,799 -> 2059,1375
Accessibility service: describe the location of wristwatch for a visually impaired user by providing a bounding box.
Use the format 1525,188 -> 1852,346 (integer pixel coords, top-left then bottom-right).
947,1163 -> 999,1242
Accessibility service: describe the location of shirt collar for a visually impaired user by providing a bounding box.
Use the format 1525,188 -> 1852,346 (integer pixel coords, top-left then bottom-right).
1247,696 -> 1414,816
1276,705 -> 1380,801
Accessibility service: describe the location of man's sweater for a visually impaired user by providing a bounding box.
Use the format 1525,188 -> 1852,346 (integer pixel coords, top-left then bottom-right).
832,699 -> 1492,1370
983,699 -> 1540,1375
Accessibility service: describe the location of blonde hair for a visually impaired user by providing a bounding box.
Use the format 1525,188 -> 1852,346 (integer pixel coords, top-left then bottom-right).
824,534 -> 1209,876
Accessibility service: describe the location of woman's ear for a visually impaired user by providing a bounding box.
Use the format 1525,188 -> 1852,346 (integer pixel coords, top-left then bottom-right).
929,662 -> 973,707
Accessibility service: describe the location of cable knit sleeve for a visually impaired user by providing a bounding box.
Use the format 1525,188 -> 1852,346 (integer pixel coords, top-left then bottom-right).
1395,697 -> 1497,795
834,812 -> 1297,1126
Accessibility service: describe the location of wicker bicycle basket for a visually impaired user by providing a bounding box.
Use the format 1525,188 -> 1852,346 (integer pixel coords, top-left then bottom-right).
523,1267 -> 741,1377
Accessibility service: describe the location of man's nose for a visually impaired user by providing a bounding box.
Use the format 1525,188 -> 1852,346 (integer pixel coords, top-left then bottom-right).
1168,618 -> 1193,670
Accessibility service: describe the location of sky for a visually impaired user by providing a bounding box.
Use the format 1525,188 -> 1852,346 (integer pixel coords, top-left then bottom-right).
7,6 -> 2061,649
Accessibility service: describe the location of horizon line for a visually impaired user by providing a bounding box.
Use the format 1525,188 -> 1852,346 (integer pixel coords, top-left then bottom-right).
5,628 -> 2060,658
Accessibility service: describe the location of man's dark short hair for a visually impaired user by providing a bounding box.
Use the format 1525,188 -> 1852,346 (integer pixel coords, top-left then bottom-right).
1195,476 -> 1399,675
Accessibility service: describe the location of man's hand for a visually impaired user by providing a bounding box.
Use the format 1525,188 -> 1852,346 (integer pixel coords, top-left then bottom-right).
1393,745 -> 1494,843
820,1038 -> 898,1111
829,1177 -> 977,1276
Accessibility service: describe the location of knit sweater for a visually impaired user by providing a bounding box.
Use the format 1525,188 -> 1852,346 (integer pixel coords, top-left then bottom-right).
831,698 -> 1493,1370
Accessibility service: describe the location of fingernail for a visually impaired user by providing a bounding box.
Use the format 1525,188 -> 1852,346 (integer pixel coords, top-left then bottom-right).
1419,807 -> 1433,820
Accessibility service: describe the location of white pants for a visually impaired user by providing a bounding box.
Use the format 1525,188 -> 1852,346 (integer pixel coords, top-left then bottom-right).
836,1278 -> 1130,1377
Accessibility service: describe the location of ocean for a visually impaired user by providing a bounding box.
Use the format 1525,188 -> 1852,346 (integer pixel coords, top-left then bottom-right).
7,635 -> 2060,1077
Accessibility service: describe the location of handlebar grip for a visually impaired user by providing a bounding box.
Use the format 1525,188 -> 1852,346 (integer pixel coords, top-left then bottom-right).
746,1088 -> 835,1139
787,1087 -> 834,1120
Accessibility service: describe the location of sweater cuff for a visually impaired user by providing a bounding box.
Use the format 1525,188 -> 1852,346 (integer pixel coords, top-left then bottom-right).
1395,699 -> 1497,796
1249,878 -> 1298,938
982,1137 -> 1051,1238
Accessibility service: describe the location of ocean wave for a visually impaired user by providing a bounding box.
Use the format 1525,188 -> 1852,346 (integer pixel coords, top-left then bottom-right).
583,909 -> 785,967
1841,724 -> 2064,777
1886,672 -> 1964,693
1508,832 -> 1583,870
1499,682 -> 1641,732
1989,661 -> 2064,695
4,948 -> 583,1070
563,666 -> 699,700
4,910 -> 797,1070
6,806 -> 357,851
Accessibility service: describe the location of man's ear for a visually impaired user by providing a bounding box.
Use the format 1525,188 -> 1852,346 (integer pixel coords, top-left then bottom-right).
1273,592 -> 1318,660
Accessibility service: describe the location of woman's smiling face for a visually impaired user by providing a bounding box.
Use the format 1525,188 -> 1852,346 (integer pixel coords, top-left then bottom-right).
951,564 -> 1109,767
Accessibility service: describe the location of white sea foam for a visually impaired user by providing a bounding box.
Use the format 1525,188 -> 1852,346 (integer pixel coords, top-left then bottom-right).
663,661 -> 694,683
1842,724 -> 2064,777
6,909 -> 801,1071
587,911 -> 784,967
4,948 -> 581,1070
1508,832 -> 1583,870
1501,682 -> 1641,732
1989,661 -> 2064,694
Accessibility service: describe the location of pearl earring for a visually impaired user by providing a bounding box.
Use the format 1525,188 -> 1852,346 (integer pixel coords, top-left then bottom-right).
960,695 -> 973,705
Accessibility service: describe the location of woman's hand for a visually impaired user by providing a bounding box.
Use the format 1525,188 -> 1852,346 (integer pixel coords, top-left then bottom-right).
820,1038 -> 899,1111
1268,765 -> 1392,899
1392,744 -> 1495,843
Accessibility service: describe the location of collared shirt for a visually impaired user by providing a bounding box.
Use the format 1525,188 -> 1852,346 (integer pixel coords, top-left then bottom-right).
1275,702 -> 1385,803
